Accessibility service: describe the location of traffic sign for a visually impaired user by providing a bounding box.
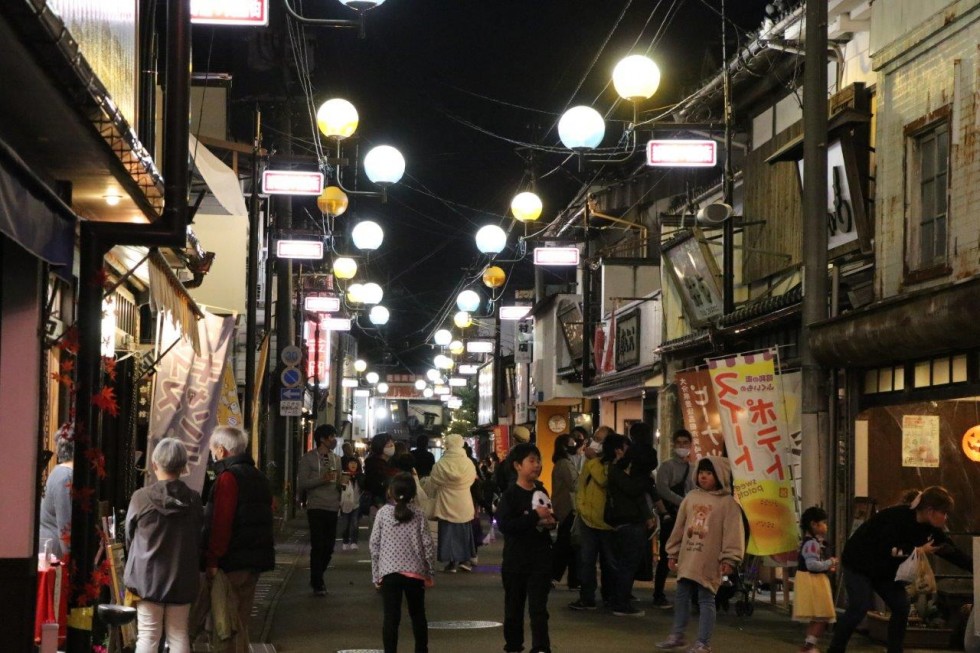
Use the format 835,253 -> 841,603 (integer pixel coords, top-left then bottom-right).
281,345 -> 302,367
279,386 -> 303,416
280,387 -> 303,401
281,367 -> 303,389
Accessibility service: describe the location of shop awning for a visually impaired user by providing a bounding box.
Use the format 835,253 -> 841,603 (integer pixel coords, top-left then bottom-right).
583,363 -> 662,399
0,136 -> 75,268
148,249 -> 204,355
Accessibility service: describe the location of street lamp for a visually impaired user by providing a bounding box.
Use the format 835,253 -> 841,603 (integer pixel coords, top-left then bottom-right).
414,379 -> 426,390
376,381 -> 389,394
366,371 -> 380,385
449,340 -> 464,355
423,387 -> 434,398
612,55 -> 661,101
456,289 -> 481,312
354,359 -> 367,373
426,368 -> 441,382
351,220 -> 384,251
369,305 -> 390,325
332,256 -> 357,280
317,99 -> 359,139
475,224 -> 507,254
453,310 -> 473,329
434,329 -> 452,346
511,191 -> 543,222
360,282 -> 384,306
363,145 -> 406,185
347,282 -> 366,304
338,0 -> 386,9
317,186 -> 349,216
483,265 -> 506,288
558,106 -> 605,150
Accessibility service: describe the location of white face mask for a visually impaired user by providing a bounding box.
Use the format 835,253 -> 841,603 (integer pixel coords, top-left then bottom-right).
588,440 -> 603,453
674,447 -> 691,459
383,445 -> 396,457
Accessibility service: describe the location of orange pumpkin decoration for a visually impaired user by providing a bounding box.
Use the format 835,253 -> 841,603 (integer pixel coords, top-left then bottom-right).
962,425 -> 980,462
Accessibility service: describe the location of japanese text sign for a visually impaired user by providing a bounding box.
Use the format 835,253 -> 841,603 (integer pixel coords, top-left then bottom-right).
675,369 -> 725,461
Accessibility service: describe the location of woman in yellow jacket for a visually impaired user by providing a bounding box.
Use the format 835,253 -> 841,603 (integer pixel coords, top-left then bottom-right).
567,437 -> 620,611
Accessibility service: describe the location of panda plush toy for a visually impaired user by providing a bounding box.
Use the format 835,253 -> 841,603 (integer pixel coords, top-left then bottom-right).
531,489 -> 557,540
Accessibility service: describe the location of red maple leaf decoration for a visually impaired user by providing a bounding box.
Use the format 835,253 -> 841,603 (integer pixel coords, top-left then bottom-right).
92,267 -> 111,290
50,371 -> 74,389
59,526 -> 72,552
91,386 -> 120,417
85,448 -> 107,480
60,325 -> 80,355
77,579 -> 102,606
60,359 -> 75,374
70,484 -> 95,513
101,356 -> 117,382
91,560 -> 112,589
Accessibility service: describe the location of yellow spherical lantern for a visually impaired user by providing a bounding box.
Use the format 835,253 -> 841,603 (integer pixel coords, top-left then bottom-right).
449,340 -> 464,355
483,266 -> 506,289
511,191 -> 543,222
453,311 -> 473,329
332,257 -> 357,280
317,186 -> 349,216
316,98 -> 359,139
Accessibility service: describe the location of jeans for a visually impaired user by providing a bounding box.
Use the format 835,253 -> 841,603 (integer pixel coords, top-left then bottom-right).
673,578 -> 717,645
339,509 -> 360,544
381,573 -> 428,653
576,523 -> 617,604
502,571 -> 551,653
135,601 -> 191,653
828,568 -> 910,653
653,514 -> 673,599
551,513 -> 580,588
611,522 -> 646,611
308,509 -> 339,590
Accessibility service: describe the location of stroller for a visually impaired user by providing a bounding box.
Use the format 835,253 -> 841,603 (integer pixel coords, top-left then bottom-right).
731,554 -> 762,616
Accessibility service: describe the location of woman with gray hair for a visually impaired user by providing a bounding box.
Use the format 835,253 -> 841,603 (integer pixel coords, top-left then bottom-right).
39,424 -> 74,559
124,437 -> 203,653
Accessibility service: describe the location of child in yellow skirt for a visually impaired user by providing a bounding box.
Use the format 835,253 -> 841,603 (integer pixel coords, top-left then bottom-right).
793,506 -> 838,652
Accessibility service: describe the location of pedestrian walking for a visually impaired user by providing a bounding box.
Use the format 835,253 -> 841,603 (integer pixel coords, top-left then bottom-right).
496,443 -> 556,653
828,486 -> 971,653
298,424 -> 344,595
793,506 -> 838,652
125,438 -> 203,653
653,429 -> 694,608
339,455 -> 363,551
370,473 -> 436,653
423,433 -> 478,573
550,434 -> 580,591
656,456 -> 745,653
203,426 -> 275,653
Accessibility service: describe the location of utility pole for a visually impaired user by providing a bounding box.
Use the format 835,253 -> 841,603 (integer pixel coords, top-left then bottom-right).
801,0 -> 830,510
245,107 -> 262,427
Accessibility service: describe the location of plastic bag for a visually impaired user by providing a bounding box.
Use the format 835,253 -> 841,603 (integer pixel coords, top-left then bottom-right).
895,548 -> 920,584
340,482 -> 359,514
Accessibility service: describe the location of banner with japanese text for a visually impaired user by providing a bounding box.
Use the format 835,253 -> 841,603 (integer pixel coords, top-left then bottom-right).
675,368 -> 726,460
148,311 -> 236,494
708,349 -> 800,556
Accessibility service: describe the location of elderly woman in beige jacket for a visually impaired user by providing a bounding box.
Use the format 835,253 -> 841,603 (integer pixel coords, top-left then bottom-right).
423,433 -> 478,572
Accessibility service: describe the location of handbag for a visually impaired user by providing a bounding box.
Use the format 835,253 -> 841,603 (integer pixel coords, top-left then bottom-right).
895,548 -> 920,584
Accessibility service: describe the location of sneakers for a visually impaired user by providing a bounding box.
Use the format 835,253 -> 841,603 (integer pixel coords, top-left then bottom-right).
312,586 -> 326,597
443,563 -> 458,573
655,634 -> 687,650
568,599 -> 597,611
350,543 -> 359,551
686,642 -> 712,653
458,562 -> 473,572
652,595 -> 673,609
612,606 -> 646,617
341,543 -> 350,551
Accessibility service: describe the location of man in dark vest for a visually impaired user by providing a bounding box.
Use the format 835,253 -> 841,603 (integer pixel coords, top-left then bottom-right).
205,426 -> 275,653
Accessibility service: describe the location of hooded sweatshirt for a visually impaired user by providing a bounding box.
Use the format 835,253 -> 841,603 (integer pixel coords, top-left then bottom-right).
665,456 -> 744,594
423,434 -> 477,523
125,478 -> 203,604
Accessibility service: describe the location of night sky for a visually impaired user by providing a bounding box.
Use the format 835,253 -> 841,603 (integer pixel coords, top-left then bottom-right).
193,0 -> 772,370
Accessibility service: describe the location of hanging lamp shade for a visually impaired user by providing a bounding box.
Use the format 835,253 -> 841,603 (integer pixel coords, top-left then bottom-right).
449,340 -> 464,355
363,145 -> 406,185
558,106 -> 605,150
354,359 -> 367,373
456,289 -> 481,313
482,266 -> 506,288
352,220 -> 384,251
434,329 -> 452,346
347,283 -> 365,304
317,186 -> 349,216
360,282 -> 384,306
511,191 -> 543,222
453,311 -> 473,329
332,257 -> 357,280
365,371 -> 380,384
369,305 -> 390,325
316,98 -> 359,139
475,225 -> 507,254
612,55 -> 661,101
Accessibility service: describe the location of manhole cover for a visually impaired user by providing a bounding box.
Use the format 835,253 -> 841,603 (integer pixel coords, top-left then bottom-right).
428,620 -> 502,630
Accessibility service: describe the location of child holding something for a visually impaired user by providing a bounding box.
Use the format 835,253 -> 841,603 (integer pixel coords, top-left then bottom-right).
657,456 -> 745,653
370,473 -> 436,653
793,506 -> 837,652
496,443 -> 557,653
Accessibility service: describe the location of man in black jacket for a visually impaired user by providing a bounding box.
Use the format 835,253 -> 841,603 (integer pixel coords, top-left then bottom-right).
205,426 -> 275,653
411,434 -> 436,478
828,486 -> 971,653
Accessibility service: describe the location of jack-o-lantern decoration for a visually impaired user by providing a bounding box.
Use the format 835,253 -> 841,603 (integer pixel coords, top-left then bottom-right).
962,425 -> 980,462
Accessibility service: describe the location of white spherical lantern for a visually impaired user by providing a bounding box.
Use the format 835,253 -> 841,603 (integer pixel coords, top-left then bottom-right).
332,256 -> 357,280
360,282 -> 384,306
558,106 -> 605,150
338,0 -> 386,10
414,379 -> 427,390
374,406 -> 388,419
433,329 -> 452,346
423,387 -> 434,398
453,311 -> 473,329
475,224 -> 507,254
613,55 -> 661,101
376,381 -> 389,394
363,145 -> 405,185
511,191 -> 543,222
426,368 -> 441,382
435,354 -> 454,370
347,282 -> 365,304
456,289 -> 481,313
365,371 -> 380,385
369,305 -> 390,325
352,220 -> 384,251
449,340 -> 464,355
316,98 -> 358,139
354,359 -> 367,373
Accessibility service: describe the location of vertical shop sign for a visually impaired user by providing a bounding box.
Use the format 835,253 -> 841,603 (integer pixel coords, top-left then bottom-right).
148,312 -> 235,494
902,415 -> 940,467
515,318 -> 533,364
707,349 -> 800,556
675,368 -> 725,460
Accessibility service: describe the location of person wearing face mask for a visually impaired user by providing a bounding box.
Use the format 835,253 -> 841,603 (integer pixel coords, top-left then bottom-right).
364,434 -> 398,512
582,425 -> 613,463
652,429 -> 694,608
569,426 -> 590,472
297,424 -> 344,596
